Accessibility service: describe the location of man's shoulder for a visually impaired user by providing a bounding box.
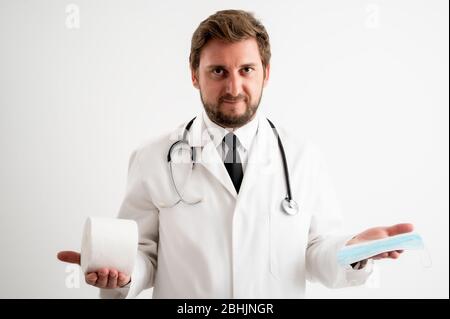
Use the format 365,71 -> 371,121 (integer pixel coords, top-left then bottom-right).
129,120 -> 192,162
262,117 -> 320,157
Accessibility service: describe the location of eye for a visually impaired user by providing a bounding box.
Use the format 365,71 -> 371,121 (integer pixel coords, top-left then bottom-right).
241,67 -> 254,74
212,68 -> 225,76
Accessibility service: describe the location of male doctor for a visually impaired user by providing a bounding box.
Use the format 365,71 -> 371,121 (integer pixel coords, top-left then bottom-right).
58,9 -> 413,298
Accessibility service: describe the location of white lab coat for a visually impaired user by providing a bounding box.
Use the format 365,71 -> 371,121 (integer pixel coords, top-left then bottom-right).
101,112 -> 373,299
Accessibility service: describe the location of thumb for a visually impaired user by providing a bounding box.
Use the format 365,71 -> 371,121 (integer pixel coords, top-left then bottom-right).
57,251 -> 81,265
386,223 -> 414,237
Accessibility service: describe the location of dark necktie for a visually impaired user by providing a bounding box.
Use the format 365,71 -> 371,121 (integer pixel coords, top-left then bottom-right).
223,132 -> 244,193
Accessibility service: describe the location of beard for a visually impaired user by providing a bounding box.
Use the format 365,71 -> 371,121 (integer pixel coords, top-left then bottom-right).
200,90 -> 263,128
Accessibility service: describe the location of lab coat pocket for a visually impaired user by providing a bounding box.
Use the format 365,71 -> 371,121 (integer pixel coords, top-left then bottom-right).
269,205 -> 310,280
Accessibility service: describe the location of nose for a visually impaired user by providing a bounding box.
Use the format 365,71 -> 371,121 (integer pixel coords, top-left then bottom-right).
225,72 -> 243,97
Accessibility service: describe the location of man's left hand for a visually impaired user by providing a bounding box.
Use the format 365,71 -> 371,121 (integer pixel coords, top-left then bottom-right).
346,223 -> 414,260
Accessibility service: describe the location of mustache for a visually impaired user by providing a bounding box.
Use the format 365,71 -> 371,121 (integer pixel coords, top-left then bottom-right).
219,94 -> 248,103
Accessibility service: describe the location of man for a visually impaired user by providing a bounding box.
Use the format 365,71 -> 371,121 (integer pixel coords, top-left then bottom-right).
58,9 -> 413,298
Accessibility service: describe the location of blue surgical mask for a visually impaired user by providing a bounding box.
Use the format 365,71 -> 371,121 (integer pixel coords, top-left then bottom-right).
337,232 -> 425,266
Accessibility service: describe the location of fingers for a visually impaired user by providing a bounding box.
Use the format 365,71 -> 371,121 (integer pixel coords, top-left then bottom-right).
85,272 -> 98,285
57,251 -> 81,265
371,250 -> 403,260
85,269 -> 128,289
96,268 -> 109,288
386,223 -> 414,236
118,272 -> 131,287
388,251 -> 401,259
107,270 -> 118,289
372,252 -> 389,260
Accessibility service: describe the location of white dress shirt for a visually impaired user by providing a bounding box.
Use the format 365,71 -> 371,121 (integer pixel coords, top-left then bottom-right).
202,110 -> 259,173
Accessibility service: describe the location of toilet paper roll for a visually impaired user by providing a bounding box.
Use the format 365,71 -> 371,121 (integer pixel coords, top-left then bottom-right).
80,216 -> 138,275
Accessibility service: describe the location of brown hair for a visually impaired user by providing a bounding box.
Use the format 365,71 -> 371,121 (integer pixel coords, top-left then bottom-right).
189,10 -> 271,72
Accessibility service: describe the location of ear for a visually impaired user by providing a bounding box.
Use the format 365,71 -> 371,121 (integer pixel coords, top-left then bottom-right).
191,68 -> 200,89
263,64 -> 270,88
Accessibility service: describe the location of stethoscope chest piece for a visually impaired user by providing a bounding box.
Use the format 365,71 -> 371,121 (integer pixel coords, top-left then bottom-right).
282,198 -> 299,216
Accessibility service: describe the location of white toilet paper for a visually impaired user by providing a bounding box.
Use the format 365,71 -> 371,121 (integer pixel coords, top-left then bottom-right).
80,217 -> 138,275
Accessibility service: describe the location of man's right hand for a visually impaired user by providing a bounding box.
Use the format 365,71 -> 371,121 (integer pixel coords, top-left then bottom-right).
57,251 -> 131,289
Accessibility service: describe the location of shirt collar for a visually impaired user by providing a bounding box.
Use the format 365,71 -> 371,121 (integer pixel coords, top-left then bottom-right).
202,109 -> 259,151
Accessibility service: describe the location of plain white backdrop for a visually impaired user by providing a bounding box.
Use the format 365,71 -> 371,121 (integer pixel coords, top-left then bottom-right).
0,0 -> 448,298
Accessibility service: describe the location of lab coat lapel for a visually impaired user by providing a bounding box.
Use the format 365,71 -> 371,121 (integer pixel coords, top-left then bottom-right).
238,117 -> 277,197
189,114 -> 238,199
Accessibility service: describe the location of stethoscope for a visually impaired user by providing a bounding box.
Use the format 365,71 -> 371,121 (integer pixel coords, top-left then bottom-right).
167,117 -> 299,215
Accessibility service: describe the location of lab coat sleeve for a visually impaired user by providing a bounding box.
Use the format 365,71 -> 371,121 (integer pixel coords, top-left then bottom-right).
99,148 -> 159,299
305,144 -> 373,288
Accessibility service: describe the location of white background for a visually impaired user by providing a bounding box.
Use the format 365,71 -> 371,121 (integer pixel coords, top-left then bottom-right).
0,0 -> 448,298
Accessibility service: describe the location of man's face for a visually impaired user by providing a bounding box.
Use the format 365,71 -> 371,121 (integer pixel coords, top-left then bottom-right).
191,38 -> 270,128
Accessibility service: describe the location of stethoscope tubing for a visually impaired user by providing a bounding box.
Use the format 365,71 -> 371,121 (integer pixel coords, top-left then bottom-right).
166,117 -> 299,215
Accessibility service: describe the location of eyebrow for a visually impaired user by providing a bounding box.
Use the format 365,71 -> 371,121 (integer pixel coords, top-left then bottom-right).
205,63 -> 257,70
